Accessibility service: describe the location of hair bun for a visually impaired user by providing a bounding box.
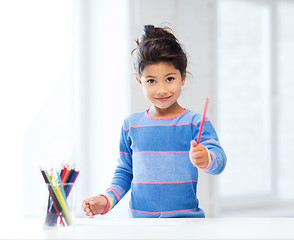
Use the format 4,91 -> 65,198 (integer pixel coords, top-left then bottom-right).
143,25 -> 157,39
143,24 -> 176,41
144,25 -> 155,32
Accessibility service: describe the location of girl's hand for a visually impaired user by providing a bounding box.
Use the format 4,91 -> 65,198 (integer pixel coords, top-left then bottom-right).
189,140 -> 209,168
82,195 -> 108,218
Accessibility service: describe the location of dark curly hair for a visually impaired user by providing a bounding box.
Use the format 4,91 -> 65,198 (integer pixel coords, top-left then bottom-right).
132,25 -> 187,77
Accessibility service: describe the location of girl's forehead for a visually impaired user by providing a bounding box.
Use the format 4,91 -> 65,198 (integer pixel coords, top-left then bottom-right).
142,62 -> 179,76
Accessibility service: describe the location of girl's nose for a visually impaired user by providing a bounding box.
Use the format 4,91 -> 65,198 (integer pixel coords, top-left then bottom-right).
157,82 -> 168,95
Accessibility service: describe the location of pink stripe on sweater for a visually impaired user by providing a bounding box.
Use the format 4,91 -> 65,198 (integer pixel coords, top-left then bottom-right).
120,151 -> 130,155
106,188 -> 121,201
123,119 -> 211,131
124,122 -> 194,131
112,184 -> 126,193
202,139 -> 220,144
133,150 -> 189,155
123,115 -> 210,131
130,208 -> 198,214
133,180 -> 197,184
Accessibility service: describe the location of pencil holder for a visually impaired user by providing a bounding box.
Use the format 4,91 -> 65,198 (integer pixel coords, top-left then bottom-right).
43,182 -> 75,228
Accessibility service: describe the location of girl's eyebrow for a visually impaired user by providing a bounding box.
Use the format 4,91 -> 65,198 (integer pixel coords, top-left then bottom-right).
165,72 -> 177,76
145,75 -> 156,78
145,72 -> 177,78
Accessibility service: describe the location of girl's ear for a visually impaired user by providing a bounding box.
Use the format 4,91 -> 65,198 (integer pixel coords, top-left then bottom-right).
136,75 -> 142,85
181,71 -> 187,86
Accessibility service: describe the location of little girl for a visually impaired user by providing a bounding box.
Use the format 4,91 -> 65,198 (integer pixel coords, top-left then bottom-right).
83,25 -> 227,218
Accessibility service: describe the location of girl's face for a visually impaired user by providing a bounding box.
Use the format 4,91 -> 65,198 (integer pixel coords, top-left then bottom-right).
136,62 -> 186,116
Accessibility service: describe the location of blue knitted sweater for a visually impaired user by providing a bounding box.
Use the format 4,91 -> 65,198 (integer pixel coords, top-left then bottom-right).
104,109 -> 227,218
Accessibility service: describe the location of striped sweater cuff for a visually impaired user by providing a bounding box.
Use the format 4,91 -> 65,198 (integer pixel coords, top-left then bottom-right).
99,194 -> 114,215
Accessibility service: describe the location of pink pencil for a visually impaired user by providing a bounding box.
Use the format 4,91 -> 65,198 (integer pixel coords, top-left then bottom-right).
197,97 -> 209,144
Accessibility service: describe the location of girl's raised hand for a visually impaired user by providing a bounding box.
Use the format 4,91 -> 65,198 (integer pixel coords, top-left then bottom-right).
82,195 -> 108,218
189,140 -> 209,169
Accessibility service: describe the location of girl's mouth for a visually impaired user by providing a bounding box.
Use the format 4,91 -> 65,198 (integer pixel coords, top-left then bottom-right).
156,96 -> 171,102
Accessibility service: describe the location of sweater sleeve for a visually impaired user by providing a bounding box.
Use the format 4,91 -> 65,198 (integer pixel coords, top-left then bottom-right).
104,123 -> 133,212
193,117 -> 227,175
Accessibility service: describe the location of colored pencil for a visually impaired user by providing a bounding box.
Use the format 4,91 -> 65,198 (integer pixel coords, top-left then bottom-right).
59,164 -> 65,180
50,170 -> 72,226
197,97 -> 209,144
57,171 -> 67,200
66,168 -> 75,183
62,167 -> 71,183
61,164 -> 67,180
66,171 -> 79,198
49,171 -> 67,226
40,169 -> 65,226
47,170 -> 67,223
72,170 -> 79,184
68,169 -> 77,184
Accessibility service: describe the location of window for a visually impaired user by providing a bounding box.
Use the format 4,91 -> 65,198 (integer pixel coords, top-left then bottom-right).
217,0 -> 294,216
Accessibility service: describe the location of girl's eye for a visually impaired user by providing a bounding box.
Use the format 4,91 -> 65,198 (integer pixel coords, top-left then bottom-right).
167,77 -> 174,82
147,79 -> 155,84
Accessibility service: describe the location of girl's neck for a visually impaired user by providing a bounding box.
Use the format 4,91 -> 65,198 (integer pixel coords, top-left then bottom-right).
148,102 -> 185,118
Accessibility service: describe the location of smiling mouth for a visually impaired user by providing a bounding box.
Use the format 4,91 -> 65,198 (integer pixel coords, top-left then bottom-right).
156,96 -> 171,102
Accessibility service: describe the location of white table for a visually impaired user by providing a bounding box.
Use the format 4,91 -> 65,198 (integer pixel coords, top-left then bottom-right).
1,218 -> 294,239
